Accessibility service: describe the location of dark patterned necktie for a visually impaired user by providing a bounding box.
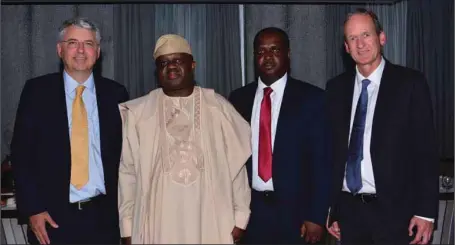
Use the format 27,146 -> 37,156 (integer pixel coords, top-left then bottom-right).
346,79 -> 371,194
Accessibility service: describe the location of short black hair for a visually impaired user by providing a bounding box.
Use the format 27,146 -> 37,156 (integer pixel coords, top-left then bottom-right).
253,27 -> 290,50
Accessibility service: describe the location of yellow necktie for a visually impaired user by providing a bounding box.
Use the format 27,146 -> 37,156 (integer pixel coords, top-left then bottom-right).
70,85 -> 89,190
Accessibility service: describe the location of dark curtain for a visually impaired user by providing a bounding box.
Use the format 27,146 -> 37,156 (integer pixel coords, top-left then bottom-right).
1,4 -> 243,158
1,4 -> 116,158
113,4 -> 242,99
325,4 -> 357,78
406,0 -> 454,159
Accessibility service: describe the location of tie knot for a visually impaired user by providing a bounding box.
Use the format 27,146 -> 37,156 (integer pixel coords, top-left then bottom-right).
362,79 -> 371,88
263,87 -> 273,97
76,85 -> 85,97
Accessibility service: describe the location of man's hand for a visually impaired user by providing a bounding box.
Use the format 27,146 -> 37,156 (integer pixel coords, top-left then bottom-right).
29,211 -> 58,244
325,214 -> 341,241
121,237 -> 132,245
232,226 -> 244,243
409,216 -> 434,244
301,221 -> 324,243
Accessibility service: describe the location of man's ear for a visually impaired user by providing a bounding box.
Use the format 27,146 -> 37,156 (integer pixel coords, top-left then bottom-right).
57,43 -> 63,58
344,41 -> 350,54
379,31 -> 386,46
96,46 -> 101,59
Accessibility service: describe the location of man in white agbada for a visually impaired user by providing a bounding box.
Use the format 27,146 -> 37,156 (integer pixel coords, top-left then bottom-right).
118,34 -> 252,244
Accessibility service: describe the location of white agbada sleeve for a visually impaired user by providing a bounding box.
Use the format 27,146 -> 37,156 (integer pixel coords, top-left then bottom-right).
118,104 -> 138,238
217,94 -> 252,229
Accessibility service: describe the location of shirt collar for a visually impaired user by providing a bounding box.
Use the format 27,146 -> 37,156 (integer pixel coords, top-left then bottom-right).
64,70 -> 95,96
257,72 -> 288,94
355,56 -> 385,86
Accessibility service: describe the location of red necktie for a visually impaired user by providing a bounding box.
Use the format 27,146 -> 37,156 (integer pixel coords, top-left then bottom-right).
258,87 -> 273,182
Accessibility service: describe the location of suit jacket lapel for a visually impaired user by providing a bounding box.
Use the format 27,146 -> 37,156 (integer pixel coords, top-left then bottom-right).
370,61 -> 397,163
273,77 -> 296,152
272,77 -> 300,188
56,73 -> 72,176
340,72 -> 356,157
242,83 -> 257,186
243,83 -> 257,124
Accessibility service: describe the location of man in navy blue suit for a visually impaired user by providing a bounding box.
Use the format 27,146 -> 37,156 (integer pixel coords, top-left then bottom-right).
325,9 -> 438,244
229,27 -> 331,244
11,17 -> 129,244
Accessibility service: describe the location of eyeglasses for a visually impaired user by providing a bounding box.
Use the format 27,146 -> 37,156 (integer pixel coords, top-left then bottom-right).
61,40 -> 98,49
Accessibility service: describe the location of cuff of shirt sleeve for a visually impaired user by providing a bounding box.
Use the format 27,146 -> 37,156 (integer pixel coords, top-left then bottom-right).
120,218 -> 133,237
414,215 -> 435,223
235,211 -> 250,230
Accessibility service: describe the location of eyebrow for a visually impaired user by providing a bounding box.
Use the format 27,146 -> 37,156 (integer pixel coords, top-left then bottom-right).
64,38 -> 95,42
258,44 -> 279,48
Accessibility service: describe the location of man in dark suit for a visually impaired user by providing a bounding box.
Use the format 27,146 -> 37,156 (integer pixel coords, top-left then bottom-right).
325,9 -> 439,244
11,17 -> 129,244
229,27 -> 330,244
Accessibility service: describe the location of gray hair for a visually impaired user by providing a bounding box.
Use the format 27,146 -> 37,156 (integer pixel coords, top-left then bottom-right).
58,17 -> 101,43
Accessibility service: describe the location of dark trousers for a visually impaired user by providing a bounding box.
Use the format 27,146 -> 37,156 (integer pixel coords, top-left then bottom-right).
338,192 -> 413,244
241,190 -> 306,244
27,195 -> 120,244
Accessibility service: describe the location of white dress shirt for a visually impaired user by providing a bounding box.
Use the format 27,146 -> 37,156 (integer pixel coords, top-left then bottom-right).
342,57 -> 433,222
250,73 -> 288,191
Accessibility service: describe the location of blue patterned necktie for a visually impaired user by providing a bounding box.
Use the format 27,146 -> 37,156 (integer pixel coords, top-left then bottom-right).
346,79 -> 371,194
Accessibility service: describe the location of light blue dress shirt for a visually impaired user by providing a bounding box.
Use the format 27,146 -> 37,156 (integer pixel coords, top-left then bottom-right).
64,71 -> 106,203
